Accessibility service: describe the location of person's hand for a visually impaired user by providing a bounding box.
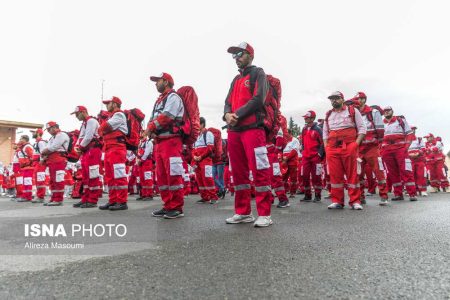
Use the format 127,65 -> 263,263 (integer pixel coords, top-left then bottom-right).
194,156 -> 201,162
75,147 -> 82,154
225,113 -> 239,126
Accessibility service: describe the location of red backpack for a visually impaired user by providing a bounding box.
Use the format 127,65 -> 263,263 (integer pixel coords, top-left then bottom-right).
248,70 -> 282,141
206,127 -> 223,162
124,108 -> 146,152
176,86 -> 201,146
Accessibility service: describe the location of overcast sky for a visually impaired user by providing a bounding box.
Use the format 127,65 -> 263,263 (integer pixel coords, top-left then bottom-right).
1,0 -> 449,152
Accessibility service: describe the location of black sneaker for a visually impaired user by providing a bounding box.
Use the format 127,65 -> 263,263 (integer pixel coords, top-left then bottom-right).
360,198 -> 367,205
142,197 -> 154,201
109,203 -> 128,211
391,195 -> 404,201
409,197 -> 418,201
136,197 -> 144,201
196,199 -> 208,204
73,201 -> 83,208
209,199 -> 218,204
152,208 -> 167,217
300,196 -> 312,202
99,202 -> 116,210
277,200 -> 290,208
80,202 -> 97,208
313,195 -> 321,202
163,210 -> 184,219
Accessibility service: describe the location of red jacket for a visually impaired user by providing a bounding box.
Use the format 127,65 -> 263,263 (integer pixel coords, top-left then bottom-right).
99,109 -> 126,150
224,65 -> 268,131
301,122 -> 324,159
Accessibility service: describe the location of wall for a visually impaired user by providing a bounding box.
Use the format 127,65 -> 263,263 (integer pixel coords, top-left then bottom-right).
0,127 -> 16,165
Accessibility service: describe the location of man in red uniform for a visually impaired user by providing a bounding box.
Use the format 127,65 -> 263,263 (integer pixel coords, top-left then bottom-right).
71,105 -> 103,208
301,110 -> 324,202
98,97 -> 129,211
137,133 -> 154,201
192,117 -> 219,204
268,128 -> 289,208
31,128 -> 47,203
15,135 -> 35,202
408,126 -> 428,196
40,121 -> 70,206
147,72 -> 185,219
425,133 -> 448,193
224,42 -> 272,227
352,92 -> 389,206
282,133 -> 300,198
381,106 -> 417,201
323,91 -> 366,210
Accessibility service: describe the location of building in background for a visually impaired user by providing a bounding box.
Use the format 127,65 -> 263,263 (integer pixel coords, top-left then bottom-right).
0,120 -> 44,165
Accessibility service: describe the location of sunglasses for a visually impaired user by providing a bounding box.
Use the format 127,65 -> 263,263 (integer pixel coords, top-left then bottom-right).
232,51 -> 246,59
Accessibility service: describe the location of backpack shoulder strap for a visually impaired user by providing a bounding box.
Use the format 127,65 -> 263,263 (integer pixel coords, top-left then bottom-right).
248,67 -> 262,94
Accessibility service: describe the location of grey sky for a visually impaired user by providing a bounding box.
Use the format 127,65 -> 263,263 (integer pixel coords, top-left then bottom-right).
1,0 -> 449,151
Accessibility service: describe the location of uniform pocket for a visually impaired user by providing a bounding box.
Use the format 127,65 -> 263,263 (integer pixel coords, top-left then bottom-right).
254,146 -> 270,170
316,164 -> 323,176
37,172 -> 46,182
169,157 -> 184,176
16,176 -> 23,185
113,163 -> 126,179
405,159 -> 412,172
205,165 -> 213,178
144,171 -> 152,180
24,177 -> 33,186
273,162 -> 281,176
89,165 -> 100,179
56,170 -> 65,183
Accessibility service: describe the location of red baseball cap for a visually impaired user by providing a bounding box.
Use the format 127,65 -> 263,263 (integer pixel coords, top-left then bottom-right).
45,121 -> 58,130
410,125 -> 417,130
424,133 -> 434,138
102,96 -> 122,106
150,72 -> 174,86
227,42 -> 255,57
328,91 -> 344,99
383,106 -> 393,111
70,105 -> 88,115
302,110 -> 316,118
353,92 -> 367,99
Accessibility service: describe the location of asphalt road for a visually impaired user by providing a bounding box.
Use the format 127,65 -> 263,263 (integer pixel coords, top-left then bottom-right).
0,191 -> 450,299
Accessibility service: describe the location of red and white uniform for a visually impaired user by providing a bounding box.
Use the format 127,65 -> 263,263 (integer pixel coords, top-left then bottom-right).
282,136 -> 300,195
17,143 -> 34,201
138,138 -> 154,198
224,65 -> 272,217
192,129 -> 218,201
301,122 -> 324,198
43,131 -> 70,202
147,89 -> 185,212
323,105 -> 366,206
408,137 -> 427,192
33,138 -> 48,199
358,105 -> 388,200
77,116 -> 102,204
99,109 -> 129,204
381,116 -> 416,197
425,140 -> 448,189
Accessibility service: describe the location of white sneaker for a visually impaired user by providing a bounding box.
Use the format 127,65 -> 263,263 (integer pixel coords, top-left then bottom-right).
254,216 -> 273,227
352,203 -> 363,210
327,203 -> 344,209
421,192 -> 428,197
226,214 -> 255,224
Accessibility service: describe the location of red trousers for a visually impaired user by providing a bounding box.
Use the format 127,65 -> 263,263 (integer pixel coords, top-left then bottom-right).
382,147 -> 417,197
268,146 -> 287,202
224,165 -> 234,193
14,170 -> 23,198
81,147 -> 103,204
182,161 -> 190,196
48,161 -> 67,202
412,160 -> 427,192
154,137 -> 184,211
302,156 -> 323,197
427,161 -> 448,188
34,164 -> 47,199
140,160 -> 154,197
364,164 -> 377,194
228,129 -> 271,216
104,146 -> 128,204
194,158 -> 218,201
21,168 -> 34,201
359,146 -> 388,199
283,164 -> 298,195
326,142 -> 361,206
